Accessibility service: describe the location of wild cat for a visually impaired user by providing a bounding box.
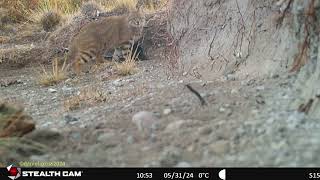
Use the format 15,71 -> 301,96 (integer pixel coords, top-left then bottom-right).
67,10 -> 146,74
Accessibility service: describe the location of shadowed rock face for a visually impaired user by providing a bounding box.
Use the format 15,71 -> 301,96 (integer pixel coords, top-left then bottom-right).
104,40 -> 148,62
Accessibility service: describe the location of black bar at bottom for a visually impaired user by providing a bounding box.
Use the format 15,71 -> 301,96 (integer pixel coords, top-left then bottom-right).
0,167 -> 319,180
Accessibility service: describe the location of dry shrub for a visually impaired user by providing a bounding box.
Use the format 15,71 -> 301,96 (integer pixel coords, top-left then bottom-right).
64,87 -> 107,111
115,43 -> 139,76
0,0 -> 39,23
34,0 -> 84,15
0,102 -> 35,138
37,58 -> 69,86
105,0 -> 138,11
40,10 -> 62,32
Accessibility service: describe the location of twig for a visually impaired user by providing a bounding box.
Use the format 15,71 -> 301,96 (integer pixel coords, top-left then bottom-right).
185,84 -> 207,106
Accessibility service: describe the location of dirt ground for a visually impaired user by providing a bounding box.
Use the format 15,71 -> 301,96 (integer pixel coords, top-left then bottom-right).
1,54 -> 319,167
1,0 -> 320,167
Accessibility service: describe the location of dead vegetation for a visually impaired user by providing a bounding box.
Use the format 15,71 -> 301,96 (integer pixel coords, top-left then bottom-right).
37,58 -> 69,86
40,10 -> 62,32
64,87 -> 107,111
115,43 -> 139,76
0,45 -> 44,67
0,102 -> 35,138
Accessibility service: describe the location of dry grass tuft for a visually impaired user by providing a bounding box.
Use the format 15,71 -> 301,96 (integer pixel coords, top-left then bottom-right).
35,0 -> 83,15
37,58 -> 69,86
0,0 -> 38,23
40,10 -> 62,32
64,87 -> 107,111
105,0 -> 138,11
28,0 -> 82,23
115,43 -> 139,76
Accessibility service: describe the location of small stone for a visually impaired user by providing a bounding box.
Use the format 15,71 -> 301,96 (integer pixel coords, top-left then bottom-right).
198,126 -> 212,135
256,86 -> 265,91
132,111 -> 158,134
175,161 -> 191,167
187,145 -> 195,152
163,108 -> 172,115
97,132 -> 115,142
48,88 -> 57,93
165,120 -> 200,133
219,107 -> 226,113
272,74 -> 280,79
227,74 -> 236,81
64,115 -> 78,124
165,120 -> 187,132
179,80 -> 184,83
182,72 -> 188,76
127,135 -> 135,144
209,140 -> 229,155
231,89 -> 238,94
112,80 -> 124,87
62,86 -> 73,92
159,147 -> 182,166
70,132 -> 81,140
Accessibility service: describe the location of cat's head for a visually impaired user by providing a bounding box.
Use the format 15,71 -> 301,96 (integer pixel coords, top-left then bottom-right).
128,10 -> 146,40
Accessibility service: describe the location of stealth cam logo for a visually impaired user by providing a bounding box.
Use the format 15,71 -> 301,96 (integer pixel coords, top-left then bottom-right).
7,165 -> 21,180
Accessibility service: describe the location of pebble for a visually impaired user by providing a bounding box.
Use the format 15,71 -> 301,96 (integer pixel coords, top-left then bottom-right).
164,120 -> 188,133
256,86 -> 265,91
209,140 -> 230,155
65,115 -> 79,124
62,86 -> 73,92
226,74 -> 236,81
132,111 -> 158,133
127,79 -> 135,83
182,72 -> 188,76
159,147 -> 182,166
231,88 -> 238,94
198,126 -> 212,135
219,107 -> 226,113
163,108 -> 172,115
97,132 -> 116,142
48,88 -> 57,93
127,135 -> 135,144
70,132 -> 81,140
112,80 -> 124,87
